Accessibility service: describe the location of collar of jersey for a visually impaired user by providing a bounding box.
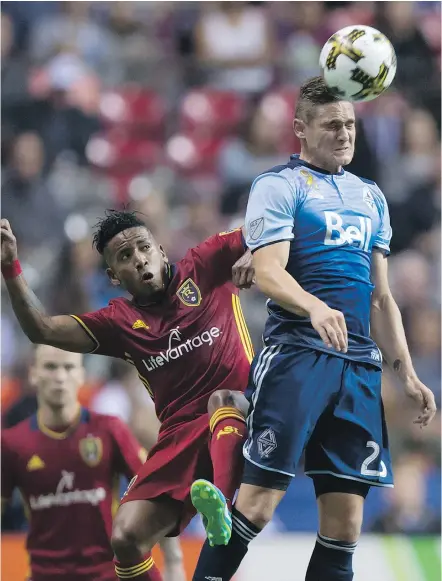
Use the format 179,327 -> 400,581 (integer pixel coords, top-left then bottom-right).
32,406 -> 89,438
289,154 -> 345,176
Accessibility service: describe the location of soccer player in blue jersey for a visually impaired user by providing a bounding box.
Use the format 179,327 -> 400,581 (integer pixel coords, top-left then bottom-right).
192,76 -> 437,581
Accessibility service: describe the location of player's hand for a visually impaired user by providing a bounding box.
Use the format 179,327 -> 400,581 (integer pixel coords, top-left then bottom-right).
232,250 -> 255,290
1,219 -> 19,266
404,378 -> 437,428
309,301 -> 348,352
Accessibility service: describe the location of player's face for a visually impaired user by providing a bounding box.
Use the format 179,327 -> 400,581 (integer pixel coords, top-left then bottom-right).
295,101 -> 356,173
30,346 -> 84,409
105,227 -> 168,302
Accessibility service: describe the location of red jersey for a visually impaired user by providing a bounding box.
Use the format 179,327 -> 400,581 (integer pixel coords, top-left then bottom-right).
71,229 -> 253,432
1,408 -> 145,581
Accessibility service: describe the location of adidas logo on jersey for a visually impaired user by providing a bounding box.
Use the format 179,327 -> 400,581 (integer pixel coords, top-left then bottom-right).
324,211 -> 372,251
27,455 -> 45,471
370,349 -> 381,362
132,319 -> 149,330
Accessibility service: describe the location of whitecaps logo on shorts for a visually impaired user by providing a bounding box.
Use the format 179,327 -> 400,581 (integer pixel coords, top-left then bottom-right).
257,428 -> 277,458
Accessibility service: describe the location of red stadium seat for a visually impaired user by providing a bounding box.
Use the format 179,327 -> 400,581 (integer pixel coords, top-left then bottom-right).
165,133 -> 226,175
179,90 -> 247,137
86,132 -> 164,174
99,88 -> 167,137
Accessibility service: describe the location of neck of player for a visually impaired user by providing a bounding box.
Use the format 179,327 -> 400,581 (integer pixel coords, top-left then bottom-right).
299,151 -> 342,175
38,401 -> 81,430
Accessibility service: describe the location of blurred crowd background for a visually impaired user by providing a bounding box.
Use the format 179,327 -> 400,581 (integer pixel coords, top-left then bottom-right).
1,1 -> 441,536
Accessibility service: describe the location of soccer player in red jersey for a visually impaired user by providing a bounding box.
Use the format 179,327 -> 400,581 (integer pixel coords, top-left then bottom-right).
1,211 -> 254,581
1,344 -> 185,581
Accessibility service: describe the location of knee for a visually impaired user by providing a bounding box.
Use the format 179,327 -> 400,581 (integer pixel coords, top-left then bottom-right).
318,492 -> 364,543
208,390 -> 235,415
208,389 -> 248,417
320,511 -> 362,543
111,521 -> 147,561
235,488 -> 280,530
336,514 -> 362,543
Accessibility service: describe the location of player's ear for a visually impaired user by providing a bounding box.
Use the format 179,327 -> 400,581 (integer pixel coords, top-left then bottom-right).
28,365 -> 37,389
293,117 -> 306,140
106,268 -> 120,287
76,365 -> 86,387
159,245 -> 168,264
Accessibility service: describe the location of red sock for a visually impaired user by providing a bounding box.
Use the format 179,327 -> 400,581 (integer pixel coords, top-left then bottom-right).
114,554 -> 162,580
209,406 -> 246,509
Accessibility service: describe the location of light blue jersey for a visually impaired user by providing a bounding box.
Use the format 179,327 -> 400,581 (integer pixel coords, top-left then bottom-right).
245,154 -> 392,370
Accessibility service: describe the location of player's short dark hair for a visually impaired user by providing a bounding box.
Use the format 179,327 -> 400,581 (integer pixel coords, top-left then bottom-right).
93,209 -> 147,255
295,76 -> 342,123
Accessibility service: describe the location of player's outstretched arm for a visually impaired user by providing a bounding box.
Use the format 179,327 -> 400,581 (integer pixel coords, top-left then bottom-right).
252,241 -> 348,353
1,219 -> 95,353
370,250 -> 437,427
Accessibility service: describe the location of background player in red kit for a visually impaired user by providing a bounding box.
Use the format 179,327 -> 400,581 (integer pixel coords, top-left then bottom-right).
1,344 -> 185,581
1,211 -> 254,581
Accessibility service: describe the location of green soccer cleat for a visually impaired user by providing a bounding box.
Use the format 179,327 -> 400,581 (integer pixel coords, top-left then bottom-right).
191,479 -> 232,547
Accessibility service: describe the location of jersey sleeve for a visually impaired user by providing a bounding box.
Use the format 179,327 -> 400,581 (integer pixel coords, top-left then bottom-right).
69,303 -> 121,357
108,417 -> 147,480
191,228 -> 247,285
372,188 -> 392,255
245,173 -> 297,253
1,433 -> 16,501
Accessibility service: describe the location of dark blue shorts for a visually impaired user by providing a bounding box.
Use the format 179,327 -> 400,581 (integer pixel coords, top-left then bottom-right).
243,345 -> 393,488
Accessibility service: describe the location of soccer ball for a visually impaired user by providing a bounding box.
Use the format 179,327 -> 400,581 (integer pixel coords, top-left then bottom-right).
319,25 -> 397,102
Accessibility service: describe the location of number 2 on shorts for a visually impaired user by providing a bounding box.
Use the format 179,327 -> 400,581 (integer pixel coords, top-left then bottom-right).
361,441 -> 387,477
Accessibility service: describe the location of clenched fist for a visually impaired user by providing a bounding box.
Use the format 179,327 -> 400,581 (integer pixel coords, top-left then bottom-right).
1,219 -> 18,266
232,250 -> 255,290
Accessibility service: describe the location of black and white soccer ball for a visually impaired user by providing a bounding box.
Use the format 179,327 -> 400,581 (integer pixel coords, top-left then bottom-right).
319,25 -> 397,102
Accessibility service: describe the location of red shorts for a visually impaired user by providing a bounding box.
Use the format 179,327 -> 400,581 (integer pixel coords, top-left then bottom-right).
120,415 -> 212,536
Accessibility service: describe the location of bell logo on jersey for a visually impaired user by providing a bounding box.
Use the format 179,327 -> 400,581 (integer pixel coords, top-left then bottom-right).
177,278 -> 202,307
142,326 -> 222,371
29,470 -> 106,510
324,211 -> 372,251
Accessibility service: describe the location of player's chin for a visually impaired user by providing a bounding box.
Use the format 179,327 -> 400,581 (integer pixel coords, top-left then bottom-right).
334,148 -> 354,166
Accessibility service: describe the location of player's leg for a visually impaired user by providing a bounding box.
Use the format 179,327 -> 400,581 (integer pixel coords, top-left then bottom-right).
193,465 -> 289,581
131,401 -> 186,580
193,345 -> 343,581
207,389 -> 249,507
112,497 -> 180,581
306,476 -> 368,581
191,389 -> 248,545
158,538 -> 186,581
304,361 -> 393,581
